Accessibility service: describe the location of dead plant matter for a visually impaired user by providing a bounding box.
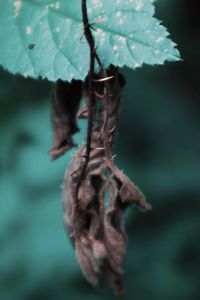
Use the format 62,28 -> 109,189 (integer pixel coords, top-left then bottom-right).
50,0 -> 152,295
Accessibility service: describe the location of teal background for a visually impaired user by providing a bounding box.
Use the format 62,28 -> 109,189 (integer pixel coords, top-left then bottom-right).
0,1 -> 200,299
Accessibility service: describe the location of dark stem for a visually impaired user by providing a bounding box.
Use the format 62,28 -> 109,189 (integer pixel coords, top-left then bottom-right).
75,1 -> 96,196
76,0 -> 117,200
82,0 -> 116,173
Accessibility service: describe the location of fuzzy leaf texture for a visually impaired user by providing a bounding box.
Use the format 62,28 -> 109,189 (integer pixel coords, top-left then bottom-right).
0,0 -> 180,82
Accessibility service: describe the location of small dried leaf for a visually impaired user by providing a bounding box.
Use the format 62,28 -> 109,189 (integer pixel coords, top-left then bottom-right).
76,238 -> 99,286
50,80 -> 82,160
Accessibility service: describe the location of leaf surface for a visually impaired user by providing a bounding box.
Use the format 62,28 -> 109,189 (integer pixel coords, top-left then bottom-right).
0,0 -> 180,81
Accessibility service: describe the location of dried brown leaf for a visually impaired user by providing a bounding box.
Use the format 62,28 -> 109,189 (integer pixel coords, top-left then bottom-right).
50,80 -> 82,160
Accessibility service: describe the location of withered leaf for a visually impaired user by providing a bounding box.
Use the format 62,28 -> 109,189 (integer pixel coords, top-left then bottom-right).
50,79 -> 82,160
62,69 -> 152,295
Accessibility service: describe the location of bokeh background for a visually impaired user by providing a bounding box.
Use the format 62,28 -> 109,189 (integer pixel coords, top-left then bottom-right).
0,1 -> 200,299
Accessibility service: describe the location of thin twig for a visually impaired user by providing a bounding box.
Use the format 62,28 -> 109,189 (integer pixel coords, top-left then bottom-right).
75,1 -> 97,206
77,0 -> 120,201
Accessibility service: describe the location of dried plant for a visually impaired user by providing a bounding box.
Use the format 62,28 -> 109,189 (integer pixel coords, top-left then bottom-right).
50,0 -> 152,295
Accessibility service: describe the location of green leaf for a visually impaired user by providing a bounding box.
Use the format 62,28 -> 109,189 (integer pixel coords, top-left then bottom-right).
0,0 -> 180,82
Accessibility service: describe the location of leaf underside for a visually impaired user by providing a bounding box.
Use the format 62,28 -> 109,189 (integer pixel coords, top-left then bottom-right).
0,0 -> 180,82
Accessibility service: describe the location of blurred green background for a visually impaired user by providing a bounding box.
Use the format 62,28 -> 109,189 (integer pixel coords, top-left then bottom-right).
0,1 -> 200,299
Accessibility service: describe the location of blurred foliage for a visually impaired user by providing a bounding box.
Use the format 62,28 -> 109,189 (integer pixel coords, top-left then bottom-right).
0,1 -> 200,300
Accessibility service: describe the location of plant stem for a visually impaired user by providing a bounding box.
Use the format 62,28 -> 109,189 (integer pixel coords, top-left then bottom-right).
75,1 -> 96,198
